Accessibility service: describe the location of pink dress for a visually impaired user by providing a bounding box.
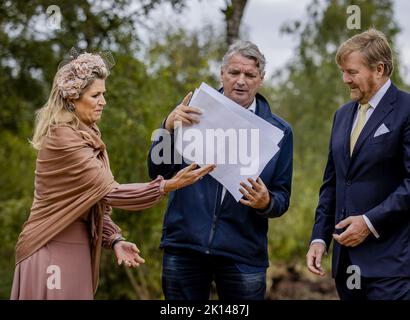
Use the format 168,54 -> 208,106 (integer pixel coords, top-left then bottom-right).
10,182 -> 164,300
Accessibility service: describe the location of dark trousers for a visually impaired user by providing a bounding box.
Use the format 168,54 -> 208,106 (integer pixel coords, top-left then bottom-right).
162,248 -> 266,300
335,247 -> 410,300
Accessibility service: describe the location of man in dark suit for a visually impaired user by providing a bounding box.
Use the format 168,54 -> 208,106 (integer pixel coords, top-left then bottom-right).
306,28 -> 410,300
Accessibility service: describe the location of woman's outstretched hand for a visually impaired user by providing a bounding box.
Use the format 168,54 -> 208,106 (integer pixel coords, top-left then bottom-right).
114,241 -> 145,268
164,163 -> 216,192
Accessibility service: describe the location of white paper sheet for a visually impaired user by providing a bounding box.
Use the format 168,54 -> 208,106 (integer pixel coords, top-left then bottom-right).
175,83 -> 284,201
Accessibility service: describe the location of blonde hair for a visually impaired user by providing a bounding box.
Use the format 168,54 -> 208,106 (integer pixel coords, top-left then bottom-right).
31,54 -> 108,150
335,28 -> 393,76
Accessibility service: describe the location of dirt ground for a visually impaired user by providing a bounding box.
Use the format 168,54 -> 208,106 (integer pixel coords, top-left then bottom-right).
266,262 -> 339,300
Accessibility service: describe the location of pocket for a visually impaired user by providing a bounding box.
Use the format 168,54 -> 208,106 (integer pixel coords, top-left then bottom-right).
370,131 -> 394,144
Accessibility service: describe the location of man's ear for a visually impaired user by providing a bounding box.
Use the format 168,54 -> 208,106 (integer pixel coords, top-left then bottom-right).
376,62 -> 385,78
260,72 -> 265,86
220,68 -> 225,89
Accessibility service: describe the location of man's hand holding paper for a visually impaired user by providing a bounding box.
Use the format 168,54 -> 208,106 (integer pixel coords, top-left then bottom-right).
164,92 -> 202,132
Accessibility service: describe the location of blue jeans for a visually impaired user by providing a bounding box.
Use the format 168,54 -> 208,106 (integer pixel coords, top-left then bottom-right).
162,248 -> 266,300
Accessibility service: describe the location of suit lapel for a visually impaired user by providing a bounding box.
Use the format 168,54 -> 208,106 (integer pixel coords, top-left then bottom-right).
350,83 -> 397,159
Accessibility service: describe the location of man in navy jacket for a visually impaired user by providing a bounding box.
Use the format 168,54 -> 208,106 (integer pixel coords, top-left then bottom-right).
307,28 -> 410,300
148,40 -> 293,300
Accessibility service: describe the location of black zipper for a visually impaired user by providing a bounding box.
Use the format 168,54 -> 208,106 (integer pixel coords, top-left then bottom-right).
206,183 -> 221,252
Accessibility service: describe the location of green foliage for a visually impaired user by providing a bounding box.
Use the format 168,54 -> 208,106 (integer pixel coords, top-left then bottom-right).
1,0 -> 409,299
0,197 -> 33,297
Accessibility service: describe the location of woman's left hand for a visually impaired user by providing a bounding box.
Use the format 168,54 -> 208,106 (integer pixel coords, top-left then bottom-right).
113,241 -> 145,268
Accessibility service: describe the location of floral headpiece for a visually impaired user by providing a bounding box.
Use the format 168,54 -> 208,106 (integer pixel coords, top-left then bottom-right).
56,48 -> 115,110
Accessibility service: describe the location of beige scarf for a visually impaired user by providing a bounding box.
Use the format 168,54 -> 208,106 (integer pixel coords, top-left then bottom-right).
15,121 -> 119,292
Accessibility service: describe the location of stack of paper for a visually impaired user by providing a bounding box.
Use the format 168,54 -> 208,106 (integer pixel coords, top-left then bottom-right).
175,82 -> 284,201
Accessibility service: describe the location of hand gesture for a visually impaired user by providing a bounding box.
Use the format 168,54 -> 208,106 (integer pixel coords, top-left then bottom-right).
164,92 -> 203,131
113,241 -> 145,268
164,163 -> 216,192
239,177 -> 270,210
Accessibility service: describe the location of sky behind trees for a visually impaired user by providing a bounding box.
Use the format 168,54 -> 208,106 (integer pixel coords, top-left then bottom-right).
147,0 -> 410,81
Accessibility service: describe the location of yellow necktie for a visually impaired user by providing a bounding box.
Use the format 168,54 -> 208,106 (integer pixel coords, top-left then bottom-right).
350,103 -> 370,156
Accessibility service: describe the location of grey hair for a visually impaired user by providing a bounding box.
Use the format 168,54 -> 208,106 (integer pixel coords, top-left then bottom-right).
221,40 -> 266,75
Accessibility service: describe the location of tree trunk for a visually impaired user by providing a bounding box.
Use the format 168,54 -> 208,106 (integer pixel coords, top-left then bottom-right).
222,0 -> 248,46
